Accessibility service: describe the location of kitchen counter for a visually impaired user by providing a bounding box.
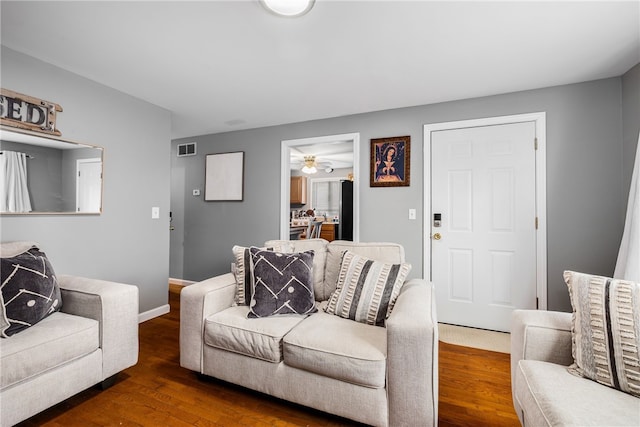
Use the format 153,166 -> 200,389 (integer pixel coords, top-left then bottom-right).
290,221 -> 338,241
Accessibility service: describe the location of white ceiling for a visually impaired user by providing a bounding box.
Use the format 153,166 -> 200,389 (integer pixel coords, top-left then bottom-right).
1,1 -> 639,140
290,140 -> 354,169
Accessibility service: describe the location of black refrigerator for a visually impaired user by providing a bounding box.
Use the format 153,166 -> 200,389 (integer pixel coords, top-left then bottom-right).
338,180 -> 353,241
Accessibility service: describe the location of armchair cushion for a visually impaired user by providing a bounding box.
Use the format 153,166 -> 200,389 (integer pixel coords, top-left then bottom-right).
564,271 -> 640,397
515,359 -> 640,426
325,251 -> 410,326
1,244 -> 62,337
0,312 -> 98,389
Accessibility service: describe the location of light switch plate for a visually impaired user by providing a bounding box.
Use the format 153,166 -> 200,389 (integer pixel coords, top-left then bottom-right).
408,209 -> 416,220
152,207 -> 160,219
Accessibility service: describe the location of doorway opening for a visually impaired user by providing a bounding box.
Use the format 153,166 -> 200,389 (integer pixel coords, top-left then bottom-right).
280,133 -> 360,241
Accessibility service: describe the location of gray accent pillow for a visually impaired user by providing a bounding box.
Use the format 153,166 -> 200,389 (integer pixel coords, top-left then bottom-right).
248,247 -> 317,318
564,271 -> 640,397
325,250 -> 411,326
0,246 -> 62,337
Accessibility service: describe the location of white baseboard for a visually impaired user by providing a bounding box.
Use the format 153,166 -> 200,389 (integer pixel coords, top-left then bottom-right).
169,277 -> 196,287
138,304 -> 170,323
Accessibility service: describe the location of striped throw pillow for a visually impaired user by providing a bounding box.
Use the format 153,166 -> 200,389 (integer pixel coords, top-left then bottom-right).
324,250 -> 411,326
232,245 -> 271,305
564,271 -> 640,397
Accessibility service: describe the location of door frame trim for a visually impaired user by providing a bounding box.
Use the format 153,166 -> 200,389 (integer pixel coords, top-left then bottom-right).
423,112 -> 547,310
280,132 -> 360,242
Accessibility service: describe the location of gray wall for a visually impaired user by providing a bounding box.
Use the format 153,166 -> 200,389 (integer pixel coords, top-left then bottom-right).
1,47 -> 172,314
172,73 -> 638,312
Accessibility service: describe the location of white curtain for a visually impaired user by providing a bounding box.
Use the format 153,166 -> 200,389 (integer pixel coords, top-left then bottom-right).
0,151 -> 33,213
614,133 -> 640,282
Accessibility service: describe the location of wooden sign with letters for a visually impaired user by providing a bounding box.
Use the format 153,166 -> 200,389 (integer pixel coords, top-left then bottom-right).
0,88 -> 63,136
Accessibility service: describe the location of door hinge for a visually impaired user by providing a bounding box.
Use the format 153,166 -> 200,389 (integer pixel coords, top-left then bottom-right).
534,137 -> 538,150
535,217 -> 538,229
536,297 -> 539,309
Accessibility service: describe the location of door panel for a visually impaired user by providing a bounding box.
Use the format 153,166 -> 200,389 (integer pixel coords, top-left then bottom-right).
77,160 -> 102,212
431,122 -> 537,332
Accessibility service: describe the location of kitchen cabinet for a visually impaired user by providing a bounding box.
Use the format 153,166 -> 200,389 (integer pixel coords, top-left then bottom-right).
320,223 -> 337,242
290,176 -> 307,205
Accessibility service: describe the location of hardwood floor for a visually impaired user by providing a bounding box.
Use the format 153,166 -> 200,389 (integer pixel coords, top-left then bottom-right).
17,285 -> 519,427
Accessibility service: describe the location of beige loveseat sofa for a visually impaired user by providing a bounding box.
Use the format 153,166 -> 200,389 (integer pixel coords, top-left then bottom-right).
0,242 -> 139,426
511,310 -> 640,426
180,239 -> 438,427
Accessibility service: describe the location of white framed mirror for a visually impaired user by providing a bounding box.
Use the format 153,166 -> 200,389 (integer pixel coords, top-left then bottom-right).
0,126 -> 104,215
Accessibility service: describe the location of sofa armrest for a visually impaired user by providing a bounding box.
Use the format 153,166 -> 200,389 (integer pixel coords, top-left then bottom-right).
179,273 -> 236,372
386,279 -> 438,427
58,275 -> 139,379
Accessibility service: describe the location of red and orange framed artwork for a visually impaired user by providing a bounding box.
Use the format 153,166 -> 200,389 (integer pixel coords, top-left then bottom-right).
370,135 -> 410,187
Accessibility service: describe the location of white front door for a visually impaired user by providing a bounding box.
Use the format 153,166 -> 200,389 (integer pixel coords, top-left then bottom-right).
77,159 -> 102,212
430,121 -> 538,332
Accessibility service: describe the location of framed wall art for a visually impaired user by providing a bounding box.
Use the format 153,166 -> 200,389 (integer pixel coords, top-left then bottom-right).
205,151 -> 244,201
370,135 -> 410,187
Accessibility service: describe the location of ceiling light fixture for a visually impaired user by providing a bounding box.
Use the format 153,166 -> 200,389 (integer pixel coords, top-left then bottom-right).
260,0 -> 315,17
301,155 -> 317,174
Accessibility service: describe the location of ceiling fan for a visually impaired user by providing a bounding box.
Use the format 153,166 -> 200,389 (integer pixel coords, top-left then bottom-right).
291,155 -> 334,174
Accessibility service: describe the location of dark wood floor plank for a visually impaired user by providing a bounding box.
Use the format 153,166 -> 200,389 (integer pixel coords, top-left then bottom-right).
16,284 -> 519,426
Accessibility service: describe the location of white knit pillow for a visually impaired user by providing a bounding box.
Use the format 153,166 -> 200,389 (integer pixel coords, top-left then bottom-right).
564,270 -> 640,397
324,250 -> 411,326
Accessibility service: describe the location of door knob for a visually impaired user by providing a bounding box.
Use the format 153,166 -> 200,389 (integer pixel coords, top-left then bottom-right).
433,233 -> 442,240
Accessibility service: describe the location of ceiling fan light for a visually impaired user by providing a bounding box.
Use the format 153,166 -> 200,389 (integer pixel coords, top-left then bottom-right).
301,165 -> 317,174
260,0 -> 315,17
302,155 -> 317,174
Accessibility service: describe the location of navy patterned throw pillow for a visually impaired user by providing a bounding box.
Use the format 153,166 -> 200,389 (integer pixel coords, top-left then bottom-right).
0,247 -> 62,337
248,247 -> 317,318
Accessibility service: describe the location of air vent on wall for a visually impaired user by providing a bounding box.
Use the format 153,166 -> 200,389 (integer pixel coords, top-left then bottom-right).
177,142 -> 196,157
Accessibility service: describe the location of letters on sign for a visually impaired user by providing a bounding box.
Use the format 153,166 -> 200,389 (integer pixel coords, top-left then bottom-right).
0,89 -> 63,136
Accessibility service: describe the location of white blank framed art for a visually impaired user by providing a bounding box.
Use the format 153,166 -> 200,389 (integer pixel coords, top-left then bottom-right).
205,151 -> 244,201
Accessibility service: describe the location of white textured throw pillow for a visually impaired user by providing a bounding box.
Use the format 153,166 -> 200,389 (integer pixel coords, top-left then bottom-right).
232,245 -> 267,305
325,250 -> 411,326
564,270 -> 640,397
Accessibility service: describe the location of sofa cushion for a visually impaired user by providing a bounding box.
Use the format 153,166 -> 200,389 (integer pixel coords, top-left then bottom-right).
515,360 -> 640,426
249,248 -> 317,318
205,306 -> 306,363
264,239 -> 328,300
564,271 -> 640,397
283,310 -> 387,388
325,250 -> 411,326
0,245 -> 62,337
0,311 -> 99,389
324,241 -> 405,299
